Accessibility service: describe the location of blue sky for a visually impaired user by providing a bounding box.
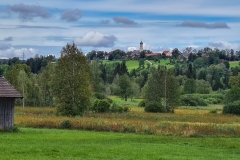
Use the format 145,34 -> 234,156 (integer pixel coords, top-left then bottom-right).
0,0 -> 240,59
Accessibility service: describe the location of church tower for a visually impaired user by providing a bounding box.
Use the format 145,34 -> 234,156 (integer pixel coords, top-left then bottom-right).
139,40 -> 143,52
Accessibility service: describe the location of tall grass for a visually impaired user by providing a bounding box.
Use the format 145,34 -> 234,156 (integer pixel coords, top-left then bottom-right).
14,106 -> 240,137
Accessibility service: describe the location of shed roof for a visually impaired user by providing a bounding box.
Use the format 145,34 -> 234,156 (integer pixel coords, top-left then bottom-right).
0,76 -> 23,98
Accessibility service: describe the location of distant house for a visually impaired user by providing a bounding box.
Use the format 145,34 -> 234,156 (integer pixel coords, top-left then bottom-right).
162,51 -> 172,57
131,50 -> 141,58
0,76 -> 23,130
145,53 -> 160,58
104,53 -> 109,60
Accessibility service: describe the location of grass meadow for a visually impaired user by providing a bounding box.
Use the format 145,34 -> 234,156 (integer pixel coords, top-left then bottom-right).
102,59 -> 174,72
230,61 -> 240,68
14,101 -> 240,137
2,97 -> 240,159
1,128 -> 240,160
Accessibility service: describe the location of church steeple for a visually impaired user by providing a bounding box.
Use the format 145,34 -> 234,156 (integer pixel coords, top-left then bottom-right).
139,40 -> 143,52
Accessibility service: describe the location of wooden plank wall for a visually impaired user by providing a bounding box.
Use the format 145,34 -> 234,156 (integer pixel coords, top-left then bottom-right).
0,98 -> 15,129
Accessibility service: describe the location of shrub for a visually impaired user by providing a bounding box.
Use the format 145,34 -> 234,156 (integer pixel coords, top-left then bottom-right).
145,101 -> 165,113
94,92 -> 106,99
209,109 -> 217,114
223,101 -> 240,115
123,106 -> 130,112
181,95 -> 207,106
138,100 -> 145,107
106,98 -> 113,104
110,103 -> 130,113
123,125 -> 136,133
60,119 -> 72,129
92,99 -> 110,113
110,103 -> 123,113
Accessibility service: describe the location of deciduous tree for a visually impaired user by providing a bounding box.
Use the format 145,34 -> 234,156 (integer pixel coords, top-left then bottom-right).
53,43 -> 92,116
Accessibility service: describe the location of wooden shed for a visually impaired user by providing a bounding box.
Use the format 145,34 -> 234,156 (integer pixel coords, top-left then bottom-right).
0,76 -> 22,130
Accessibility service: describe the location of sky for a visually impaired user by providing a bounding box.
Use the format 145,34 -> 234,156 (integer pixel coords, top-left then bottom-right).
0,0 -> 240,59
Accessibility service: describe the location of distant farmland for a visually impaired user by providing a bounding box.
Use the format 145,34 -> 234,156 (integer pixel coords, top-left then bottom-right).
102,59 -> 174,72
230,61 -> 240,68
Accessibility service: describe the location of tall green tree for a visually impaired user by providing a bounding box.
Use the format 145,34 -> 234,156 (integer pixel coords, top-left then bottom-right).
90,61 -> 104,93
38,63 -> 55,106
184,79 -> 196,94
145,68 -> 180,112
117,74 -> 132,101
53,43 -> 92,116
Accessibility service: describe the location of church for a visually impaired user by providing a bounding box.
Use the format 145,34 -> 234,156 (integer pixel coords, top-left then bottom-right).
131,40 -> 144,58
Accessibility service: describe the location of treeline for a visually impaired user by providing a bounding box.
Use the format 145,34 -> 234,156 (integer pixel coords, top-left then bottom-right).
1,44 -> 240,115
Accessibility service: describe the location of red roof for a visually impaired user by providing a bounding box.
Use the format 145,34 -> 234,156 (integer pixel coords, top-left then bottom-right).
0,76 -> 23,98
162,51 -> 169,55
145,54 -> 160,57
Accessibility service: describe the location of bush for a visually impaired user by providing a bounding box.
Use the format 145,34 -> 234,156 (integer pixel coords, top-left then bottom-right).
92,99 -> 110,113
60,119 -> 72,129
123,106 -> 130,112
94,92 -> 106,99
145,101 -> 165,113
209,109 -> 217,114
110,103 -> 130,113
181,95 -> 207,106
110,103 -> 123,113
138,100 -> 145,107
223,101 -> 240,115
106,98 -> 113,104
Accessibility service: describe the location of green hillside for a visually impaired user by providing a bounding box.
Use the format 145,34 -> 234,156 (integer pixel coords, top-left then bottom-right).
102,59 -> 174,72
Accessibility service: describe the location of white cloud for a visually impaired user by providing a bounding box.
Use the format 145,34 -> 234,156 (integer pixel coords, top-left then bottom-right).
0,47 -> 38,59
74,31 -> 117,47
128,47 -> 137,51
208,41 -> 240,51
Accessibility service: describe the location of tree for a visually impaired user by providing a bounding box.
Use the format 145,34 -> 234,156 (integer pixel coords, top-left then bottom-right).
196,80 -> 211,94
229,73 -> 240,88
224,86 -> 240,104
90,61 -> 104,93
172,48 -> 180,59
184,79 -> 196,94
145,68 -> 180,112
223,60 -> 230,69
139,59 -> 145,69
0,64 -> 8,76
117,74 -> 132,101
186,63 -> 196,79
53,43 -> 92,116
17,70 -> 29,108
38,63 -> 55,106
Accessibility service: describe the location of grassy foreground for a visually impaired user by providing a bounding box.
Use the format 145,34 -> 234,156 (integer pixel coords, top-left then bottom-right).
1,128 -> 240,160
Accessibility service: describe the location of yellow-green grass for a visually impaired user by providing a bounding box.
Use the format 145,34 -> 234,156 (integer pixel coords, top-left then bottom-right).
1,128 -> 240,160
14,105 -> 240,137
230,61 -> 240,68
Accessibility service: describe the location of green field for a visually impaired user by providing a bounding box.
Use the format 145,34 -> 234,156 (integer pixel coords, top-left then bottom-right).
102,59 -> 174,72
230,61 -> 240,68
1,128 -> 240,160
